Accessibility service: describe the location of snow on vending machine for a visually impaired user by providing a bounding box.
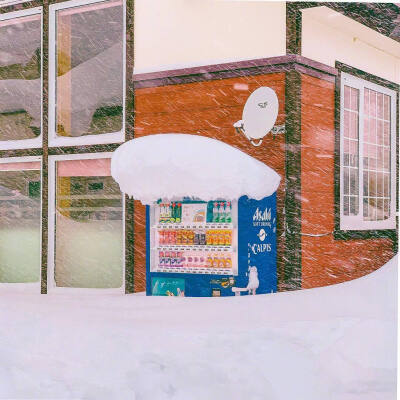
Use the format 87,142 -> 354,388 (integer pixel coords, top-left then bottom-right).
146,194 -> 277,297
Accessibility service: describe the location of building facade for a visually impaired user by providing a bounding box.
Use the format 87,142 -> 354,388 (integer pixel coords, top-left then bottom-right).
0,0 -> 398,293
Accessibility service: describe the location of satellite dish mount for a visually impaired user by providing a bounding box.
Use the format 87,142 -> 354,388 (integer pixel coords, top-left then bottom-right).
234,87 -> 285,147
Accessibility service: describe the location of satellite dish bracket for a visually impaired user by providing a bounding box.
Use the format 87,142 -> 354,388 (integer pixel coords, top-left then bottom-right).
234,122 -> 285,147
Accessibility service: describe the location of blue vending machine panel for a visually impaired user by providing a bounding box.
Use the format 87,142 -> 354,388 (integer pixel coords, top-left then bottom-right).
146,195 -> 277,297
236,194 -> 277,295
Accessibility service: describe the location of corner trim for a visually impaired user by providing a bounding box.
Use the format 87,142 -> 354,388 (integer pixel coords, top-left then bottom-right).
283,70 -> 303,290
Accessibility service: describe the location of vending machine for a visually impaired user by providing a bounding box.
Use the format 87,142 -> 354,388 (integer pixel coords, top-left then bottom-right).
146,194 -> 277,297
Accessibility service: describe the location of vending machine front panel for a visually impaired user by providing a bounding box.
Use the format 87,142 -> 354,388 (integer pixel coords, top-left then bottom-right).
146,195 -> 277,297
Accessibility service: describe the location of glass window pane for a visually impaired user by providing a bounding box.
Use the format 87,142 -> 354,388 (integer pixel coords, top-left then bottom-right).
350,168 -> 358,195
383,199 -> 390,220
377,93 -> 383,119
344,86 -> 351,109
363,198 -> 368,218
0,13 -> 41,141
383,95 -> 390,121
363,143 -> 368,169
55,158 -> 123,288
369,198 -> 376,221
343,196 -> 349,216
364,89 -> 369,115
376,172 -> 383,197
55,0 -> 123,138
369,118 -> 376,143
377,120 -> 383,145
370,90 -> 376,117
383,149 -> 390,171
350,196 -> 358,216
368,145 -> 376,170
383,122 -> 390,146
344,110 -> 350,137
350,113 -> 358,139
349,141 -> 358,167
351,88 -> 359,111
376,198 -> 384,220
0,162 -> 41,282
343,168 -> 349,195
369,171 -> 377,196
363,171 -> 368,197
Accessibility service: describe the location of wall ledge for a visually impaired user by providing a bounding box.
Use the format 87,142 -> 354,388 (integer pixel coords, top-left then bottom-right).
133,55 -> 338,89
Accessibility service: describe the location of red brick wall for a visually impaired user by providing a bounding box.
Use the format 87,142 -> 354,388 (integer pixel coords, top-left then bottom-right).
133,73 -> 286,292
301,74 -> 394,289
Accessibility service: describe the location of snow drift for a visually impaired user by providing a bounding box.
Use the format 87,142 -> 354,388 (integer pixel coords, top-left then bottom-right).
0,256 -> 396,400
111,134 -> 281,204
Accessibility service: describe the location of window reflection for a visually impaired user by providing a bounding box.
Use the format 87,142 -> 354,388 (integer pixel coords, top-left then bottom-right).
55,158 -> 123,288
55,0 -> 123,138
0,162 -> 41,283
0,13 -> 41,141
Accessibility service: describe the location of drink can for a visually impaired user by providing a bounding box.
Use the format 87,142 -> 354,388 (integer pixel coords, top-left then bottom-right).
164,251 -> 170,266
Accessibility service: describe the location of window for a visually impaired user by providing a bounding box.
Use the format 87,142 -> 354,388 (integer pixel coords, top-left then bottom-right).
0,158 -> 41,284
48,154 -> 124,290
49,0 -> 125,147
0,8 -> 42,150
340,73 -> 397,230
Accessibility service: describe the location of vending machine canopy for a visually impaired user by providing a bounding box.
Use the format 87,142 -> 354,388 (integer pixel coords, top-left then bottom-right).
111,134 -> 281,205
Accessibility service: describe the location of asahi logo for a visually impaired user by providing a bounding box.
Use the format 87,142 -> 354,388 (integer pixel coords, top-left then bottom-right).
253,207 -> 272,227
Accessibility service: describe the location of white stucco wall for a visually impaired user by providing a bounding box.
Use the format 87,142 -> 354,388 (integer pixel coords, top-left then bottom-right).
134,0 -> 286,74
302,6 -> 400,84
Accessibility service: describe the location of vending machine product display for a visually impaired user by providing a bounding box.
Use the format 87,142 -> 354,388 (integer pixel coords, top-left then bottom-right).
150,200 -> 237,276
146,195 -> 278,297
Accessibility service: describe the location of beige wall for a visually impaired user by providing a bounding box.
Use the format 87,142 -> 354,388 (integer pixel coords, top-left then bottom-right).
302,6 -> 400,84
134,0 -> 286,73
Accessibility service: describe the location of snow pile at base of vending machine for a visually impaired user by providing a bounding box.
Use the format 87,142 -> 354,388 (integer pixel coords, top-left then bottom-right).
0,255 -> 396,400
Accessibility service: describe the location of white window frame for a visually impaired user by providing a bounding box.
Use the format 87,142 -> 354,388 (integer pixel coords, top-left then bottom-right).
0,7 -> 43,150
48,0 -> 126,147
340,72 -> 397,231
48,152 -> 125,294
0,156 -> 42,293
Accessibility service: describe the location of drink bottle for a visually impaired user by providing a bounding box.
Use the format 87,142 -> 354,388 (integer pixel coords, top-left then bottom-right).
213,202 -> 219,222
170,251 -> 176,266
194,230 -> 199,245
218,230 -> 225,245
170,203 -> 176,223
219,202 -> 225,223
176,203 -> 182,223
212,255 -> 219,268
199,256 -> 205,267
166,202 -> 171,223
187,254 -> 193,268
206,230 -> 212,245
226,202 -> 232,223
159,251 -> 164,267
176,252 -> 183,267
165,251 -> 170,266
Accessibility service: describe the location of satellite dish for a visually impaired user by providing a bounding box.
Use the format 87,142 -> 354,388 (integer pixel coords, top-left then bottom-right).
234,87 -> 279,146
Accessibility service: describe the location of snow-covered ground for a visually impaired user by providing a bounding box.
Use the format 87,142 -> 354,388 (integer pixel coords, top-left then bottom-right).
0,256 -> 397,400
